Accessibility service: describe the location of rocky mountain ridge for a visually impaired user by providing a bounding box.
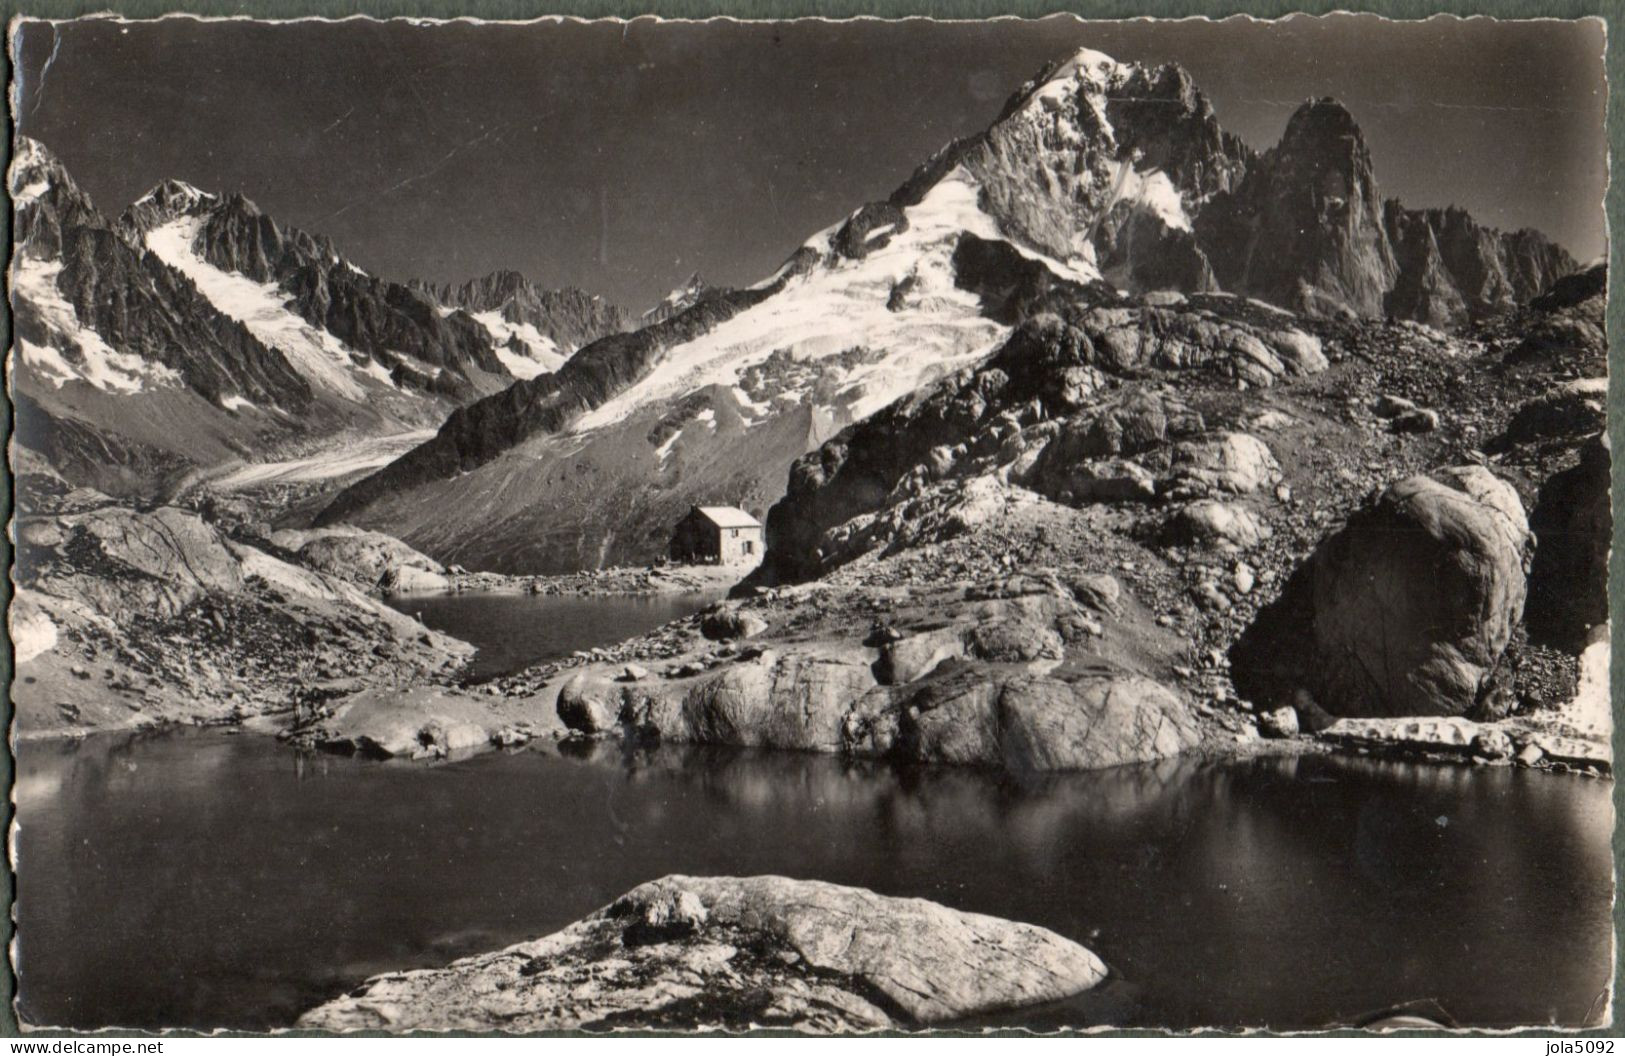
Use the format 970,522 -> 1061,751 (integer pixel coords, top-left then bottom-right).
413,270 -> 633,378
1195,99 -> 1574,326
8,136 -> 624,499
316,47 -> 1579,573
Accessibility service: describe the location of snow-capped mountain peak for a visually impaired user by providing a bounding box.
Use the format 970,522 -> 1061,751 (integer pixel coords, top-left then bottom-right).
134,177 -> 215,208
123,177 -> 220,232
642,271 -> 710,324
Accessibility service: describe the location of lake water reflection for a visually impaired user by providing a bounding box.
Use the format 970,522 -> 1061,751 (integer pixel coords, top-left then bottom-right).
14,731 -> 1613,1031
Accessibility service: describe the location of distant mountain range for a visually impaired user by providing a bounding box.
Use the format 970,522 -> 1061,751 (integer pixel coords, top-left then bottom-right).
313,47 -> 1579,572
8,136 -> 631,496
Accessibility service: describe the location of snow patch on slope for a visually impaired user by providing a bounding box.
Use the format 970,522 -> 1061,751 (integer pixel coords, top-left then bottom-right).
11,594 -> 58,664
11,256 -> 182,392
469,310 -> 566,379
145,217 -> 374,400
13,179 -> 48,204
1114,166 -> 1190,231
654,430 -> 682,465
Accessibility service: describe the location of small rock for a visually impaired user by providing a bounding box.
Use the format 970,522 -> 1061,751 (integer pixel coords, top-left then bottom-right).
1233,563 -> 1255,596
1258,706 -> 1300,739
865,625 -> 905,646
493,726 -> 532,748
1373,394 -> 1417,418
1515,743 -> 1545,767
1391,408 -> 1441,434
1471,729 -> 1514,760
701,611 -> 769,641
1192,582 -> 1232,612
618,663 -> 650,682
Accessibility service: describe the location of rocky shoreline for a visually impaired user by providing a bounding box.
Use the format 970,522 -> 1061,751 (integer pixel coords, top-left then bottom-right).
14,494 -> 1604,778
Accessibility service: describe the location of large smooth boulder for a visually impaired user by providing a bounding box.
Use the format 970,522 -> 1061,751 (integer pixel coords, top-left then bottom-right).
557,673 -> 624,734
701,610 -> 770,641
298,874 -> 1107,1032
871,670 -> 1200,772
1168,500 -> 1271,549
1306,466 -> 1531,717
1266,329 -> 1329,375
1166,432 -> 1280,497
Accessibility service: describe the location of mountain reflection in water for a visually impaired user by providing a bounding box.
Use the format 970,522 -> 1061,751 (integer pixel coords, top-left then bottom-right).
15,731 -> 1612,1032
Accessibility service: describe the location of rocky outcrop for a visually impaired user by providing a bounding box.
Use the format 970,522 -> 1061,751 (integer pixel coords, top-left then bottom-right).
11,138 -> 313,412
1195,100 -> 1574,323
764,305 -> 1317,583
11,499 -> 471,736
1232,467 -> 1532,719
1497,377 -> 1606,449
1531,261 -> 1606,313
939,53 -> 1249,292
10,137 -> 634,502
298,874 -> 1107,1032
1527,434 -> 1611,651
267,525 -> 450,594
556,582 -> 1200,773
862,669 -> 1201,771
419,269 -> 633,353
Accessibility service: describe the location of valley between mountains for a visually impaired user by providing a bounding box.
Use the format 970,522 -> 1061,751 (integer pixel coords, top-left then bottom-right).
8,42 -> 1613,1032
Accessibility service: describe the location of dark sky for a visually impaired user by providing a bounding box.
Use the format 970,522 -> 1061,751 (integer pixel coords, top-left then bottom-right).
11,14 -> 1607,311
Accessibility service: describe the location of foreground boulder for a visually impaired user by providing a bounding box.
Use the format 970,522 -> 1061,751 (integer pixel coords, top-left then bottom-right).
1233,466 -> 1531,719
298,874 -> 1107,1032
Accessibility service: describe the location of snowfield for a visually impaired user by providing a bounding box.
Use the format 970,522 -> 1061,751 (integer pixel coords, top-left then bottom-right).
146,217 -> 377,400
470,310 -> 567,378
572,165 -> 1094,436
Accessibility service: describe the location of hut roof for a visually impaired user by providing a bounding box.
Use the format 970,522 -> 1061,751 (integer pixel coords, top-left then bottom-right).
692,506 -> 761,529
